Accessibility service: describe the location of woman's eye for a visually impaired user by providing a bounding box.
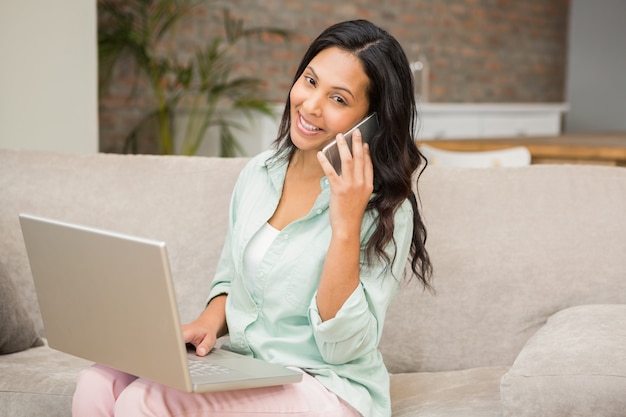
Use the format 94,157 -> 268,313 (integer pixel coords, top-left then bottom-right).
304,76 -> 316,86
333,95 -> 347,105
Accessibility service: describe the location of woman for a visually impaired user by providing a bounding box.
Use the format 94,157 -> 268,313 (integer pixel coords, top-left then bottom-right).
73,19 -> 431,417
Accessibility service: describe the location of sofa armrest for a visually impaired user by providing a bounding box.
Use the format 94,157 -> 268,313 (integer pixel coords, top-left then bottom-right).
500,304 -> 626,417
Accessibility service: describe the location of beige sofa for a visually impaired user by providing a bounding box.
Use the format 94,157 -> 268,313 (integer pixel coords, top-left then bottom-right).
1,149 -> 625,417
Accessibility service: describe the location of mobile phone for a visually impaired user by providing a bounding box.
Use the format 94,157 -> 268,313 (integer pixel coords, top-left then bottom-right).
321,112 -> 379,175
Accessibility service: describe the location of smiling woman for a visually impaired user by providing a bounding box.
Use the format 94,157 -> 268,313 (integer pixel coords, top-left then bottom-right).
72,20 -> 432,417
289,47 -> 371,153
270,46 -> 372,232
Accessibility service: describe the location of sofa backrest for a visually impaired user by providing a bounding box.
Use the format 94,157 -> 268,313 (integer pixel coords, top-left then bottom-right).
379,165 -> 626,373
0,151 -> 249,335
3,151 -> 626,374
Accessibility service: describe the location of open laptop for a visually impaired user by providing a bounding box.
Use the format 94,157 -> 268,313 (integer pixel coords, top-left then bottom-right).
19,213 -> 302,393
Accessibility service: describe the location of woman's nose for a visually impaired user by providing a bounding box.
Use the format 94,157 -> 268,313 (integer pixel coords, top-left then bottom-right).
301,90 -> 323,116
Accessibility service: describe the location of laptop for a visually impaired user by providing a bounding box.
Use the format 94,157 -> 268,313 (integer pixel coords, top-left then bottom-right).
19,213 -> 302,393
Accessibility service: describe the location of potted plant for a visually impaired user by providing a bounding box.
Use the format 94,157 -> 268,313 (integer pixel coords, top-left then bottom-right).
98,0 -> 289,156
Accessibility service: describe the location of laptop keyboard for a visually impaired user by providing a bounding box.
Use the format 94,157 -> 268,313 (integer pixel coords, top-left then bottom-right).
187,359 -> 231,377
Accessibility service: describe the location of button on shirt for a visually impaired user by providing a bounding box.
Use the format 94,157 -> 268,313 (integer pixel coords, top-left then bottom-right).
207,150 -> 414,417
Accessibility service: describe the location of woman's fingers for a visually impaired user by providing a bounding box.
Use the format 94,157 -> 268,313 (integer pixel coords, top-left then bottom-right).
351,129 -> 371,182
362,142 -> 373,187
182,323 -> 215,357
317,147 -> 338,178
336,132 -> 354,179
318,127 -> 373,189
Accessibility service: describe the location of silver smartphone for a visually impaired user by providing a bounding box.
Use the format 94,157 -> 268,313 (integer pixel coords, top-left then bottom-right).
321,112 -> 379,175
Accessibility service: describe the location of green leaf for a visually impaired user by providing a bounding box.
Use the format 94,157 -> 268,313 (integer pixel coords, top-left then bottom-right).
98,0 -> 290,155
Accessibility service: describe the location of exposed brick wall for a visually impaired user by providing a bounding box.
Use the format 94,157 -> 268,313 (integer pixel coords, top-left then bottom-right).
99,0 -> 569,153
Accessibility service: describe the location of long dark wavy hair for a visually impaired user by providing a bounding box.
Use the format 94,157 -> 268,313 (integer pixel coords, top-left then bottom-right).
273,20 -> 432,289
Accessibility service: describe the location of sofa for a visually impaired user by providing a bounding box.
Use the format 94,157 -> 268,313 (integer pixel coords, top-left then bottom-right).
1,149 -> 625,417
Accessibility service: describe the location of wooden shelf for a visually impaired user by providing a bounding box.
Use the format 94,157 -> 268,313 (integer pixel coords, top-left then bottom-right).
418,133 -> 626,166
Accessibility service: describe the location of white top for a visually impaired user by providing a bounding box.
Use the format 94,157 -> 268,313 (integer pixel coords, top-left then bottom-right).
243,222 -> 280,298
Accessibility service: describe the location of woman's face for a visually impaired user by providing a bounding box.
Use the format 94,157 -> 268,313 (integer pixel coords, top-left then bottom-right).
289,46 -> 371,153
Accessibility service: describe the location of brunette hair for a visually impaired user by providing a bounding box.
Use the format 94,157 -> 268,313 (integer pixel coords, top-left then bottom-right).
273,20 -> 432,289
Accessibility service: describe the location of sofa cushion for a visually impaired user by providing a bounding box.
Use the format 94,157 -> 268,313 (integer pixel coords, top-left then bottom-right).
391,366 -> 507,417
500,304 -> 626,417
0,341 -> 91,416
0,261 -> 43,354
380,165 -> 626,373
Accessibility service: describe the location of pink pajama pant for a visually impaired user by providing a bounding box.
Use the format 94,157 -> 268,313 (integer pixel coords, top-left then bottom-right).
72,364 -> 362,417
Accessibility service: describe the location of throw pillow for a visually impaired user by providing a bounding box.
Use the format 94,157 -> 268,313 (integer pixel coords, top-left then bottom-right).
500,304 -> 626,417
0,263 -> 43,354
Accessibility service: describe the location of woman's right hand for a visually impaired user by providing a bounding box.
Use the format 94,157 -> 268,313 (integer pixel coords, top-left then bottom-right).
182,321 -> 216,357
182,294 -> 228,357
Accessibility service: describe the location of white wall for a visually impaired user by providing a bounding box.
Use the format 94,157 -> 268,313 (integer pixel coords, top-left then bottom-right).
0,1 -> 98,153
565,0 -> 626,133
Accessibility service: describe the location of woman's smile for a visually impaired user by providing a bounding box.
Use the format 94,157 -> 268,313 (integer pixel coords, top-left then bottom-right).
296,113 -> 324,136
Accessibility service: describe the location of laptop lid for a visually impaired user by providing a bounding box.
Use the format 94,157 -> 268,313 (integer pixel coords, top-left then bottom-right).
19,213 -> 301,392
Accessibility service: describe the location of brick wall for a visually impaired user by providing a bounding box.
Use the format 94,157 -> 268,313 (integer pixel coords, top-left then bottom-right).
99,0 -> 570,153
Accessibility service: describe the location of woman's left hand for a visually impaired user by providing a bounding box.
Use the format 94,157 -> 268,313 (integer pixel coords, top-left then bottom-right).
317,128 -> 374,237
